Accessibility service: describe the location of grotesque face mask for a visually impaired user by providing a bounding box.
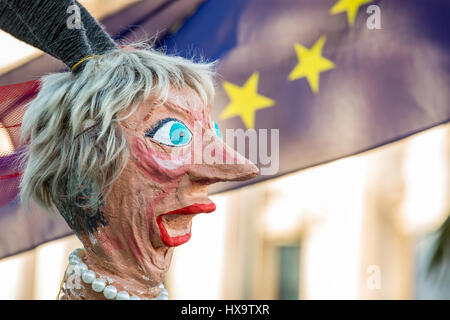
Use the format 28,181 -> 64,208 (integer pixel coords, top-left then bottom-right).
60,85 -> 258,299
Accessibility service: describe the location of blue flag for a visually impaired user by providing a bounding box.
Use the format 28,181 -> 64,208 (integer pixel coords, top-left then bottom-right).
161,0 -> 450,190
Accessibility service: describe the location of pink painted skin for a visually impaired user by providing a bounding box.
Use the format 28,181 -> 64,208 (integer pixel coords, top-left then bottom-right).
63,86 -> 258,300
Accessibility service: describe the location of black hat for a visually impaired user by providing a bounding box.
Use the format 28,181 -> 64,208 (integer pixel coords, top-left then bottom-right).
0,0 -> 117,72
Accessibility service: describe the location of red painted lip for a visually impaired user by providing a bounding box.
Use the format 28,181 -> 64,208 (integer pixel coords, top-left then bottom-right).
156,203 -> 216,247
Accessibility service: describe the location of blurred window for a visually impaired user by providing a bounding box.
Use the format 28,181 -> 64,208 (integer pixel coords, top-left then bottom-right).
278,244 -> 300,300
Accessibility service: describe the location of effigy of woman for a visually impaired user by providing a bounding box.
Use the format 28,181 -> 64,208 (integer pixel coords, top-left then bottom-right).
0,0 -> 258,300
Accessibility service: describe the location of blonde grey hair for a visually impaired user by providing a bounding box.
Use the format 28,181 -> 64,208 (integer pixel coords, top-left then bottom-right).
19,44 -> 216,220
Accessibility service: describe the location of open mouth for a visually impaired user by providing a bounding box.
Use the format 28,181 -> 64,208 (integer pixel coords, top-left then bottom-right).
156,203 -> 216,246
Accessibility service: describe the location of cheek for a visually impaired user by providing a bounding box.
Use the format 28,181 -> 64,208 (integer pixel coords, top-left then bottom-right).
131,138 -> 191,183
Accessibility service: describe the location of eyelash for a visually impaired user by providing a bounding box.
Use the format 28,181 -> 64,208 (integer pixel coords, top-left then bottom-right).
144,118 -> 179,138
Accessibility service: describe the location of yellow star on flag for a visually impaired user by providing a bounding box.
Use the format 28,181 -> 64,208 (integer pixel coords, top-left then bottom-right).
330,0 -> 373,26
220,72 -> 275,129
288,36 -> 335,93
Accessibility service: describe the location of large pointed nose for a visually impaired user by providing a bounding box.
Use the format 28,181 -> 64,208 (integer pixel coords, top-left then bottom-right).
188,137 -> 259,183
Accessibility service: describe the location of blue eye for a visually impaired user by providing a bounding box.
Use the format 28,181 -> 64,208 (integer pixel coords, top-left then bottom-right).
145,118 -> 192,147
213,121 -> 222,139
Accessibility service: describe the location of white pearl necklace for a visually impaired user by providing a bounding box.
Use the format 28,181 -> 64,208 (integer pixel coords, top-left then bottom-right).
67,248 -> 168,300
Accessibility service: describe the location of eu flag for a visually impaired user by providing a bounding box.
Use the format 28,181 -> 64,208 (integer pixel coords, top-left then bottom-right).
161,0 -> 450,189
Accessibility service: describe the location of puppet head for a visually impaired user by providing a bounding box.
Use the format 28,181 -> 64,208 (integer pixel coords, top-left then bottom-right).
18,46 -> 259,297
20,45 -> 258,263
